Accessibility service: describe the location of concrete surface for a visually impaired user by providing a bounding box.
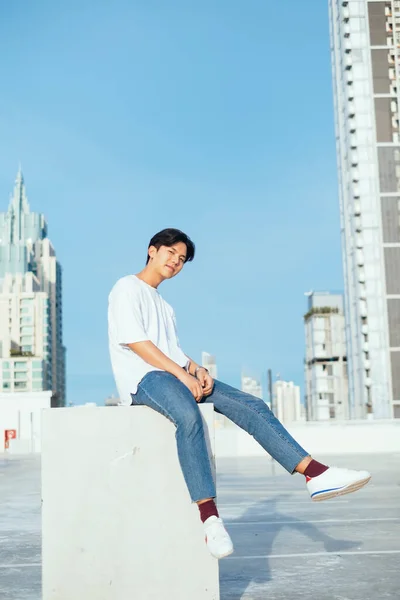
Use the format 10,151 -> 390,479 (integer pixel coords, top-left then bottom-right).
0,452 -> 399,599
41,405 -> 219,600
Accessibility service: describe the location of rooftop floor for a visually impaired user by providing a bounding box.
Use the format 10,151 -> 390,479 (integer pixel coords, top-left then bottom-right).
1,453 -> 399,599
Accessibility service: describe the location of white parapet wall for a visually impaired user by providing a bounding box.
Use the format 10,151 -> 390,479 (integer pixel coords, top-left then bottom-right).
42,404 -> 219,600
0,391 -> 52,454
215,418 -> 400,457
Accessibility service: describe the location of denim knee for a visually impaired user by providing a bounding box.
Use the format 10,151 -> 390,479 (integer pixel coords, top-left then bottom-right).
177,406 -> 203,435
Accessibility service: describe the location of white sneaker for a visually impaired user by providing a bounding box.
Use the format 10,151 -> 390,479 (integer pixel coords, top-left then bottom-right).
306,467 -> 371,502
203,516 -> 234,559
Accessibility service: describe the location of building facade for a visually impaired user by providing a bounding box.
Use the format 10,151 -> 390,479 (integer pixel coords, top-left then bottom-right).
329,0 -> 400,418
241,375 -> 263,400
0,170 -> 66,406
304,292 -> 349,420
273,380 -> 302,423
201,352 -> 218,379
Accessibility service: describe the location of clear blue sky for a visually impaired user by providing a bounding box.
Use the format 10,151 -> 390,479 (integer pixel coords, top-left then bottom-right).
0,1 -> 343,405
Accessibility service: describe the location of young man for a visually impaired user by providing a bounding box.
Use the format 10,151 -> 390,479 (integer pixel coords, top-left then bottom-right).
108,228 -> 371,560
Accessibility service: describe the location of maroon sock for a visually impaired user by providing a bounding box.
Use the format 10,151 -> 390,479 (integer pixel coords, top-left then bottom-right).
304,460 -> 329,479
198,499 -> 219,523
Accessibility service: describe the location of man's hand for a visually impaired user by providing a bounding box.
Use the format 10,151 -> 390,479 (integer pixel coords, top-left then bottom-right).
177,370 -> 204,402
195,368 -> 214,397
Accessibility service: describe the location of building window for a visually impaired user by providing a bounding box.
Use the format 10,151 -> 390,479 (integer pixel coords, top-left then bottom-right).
21,336 -> 32,345
2,382 -> 10,390
2,362 -> 10,369
21,327 -> 34,335
32,361 -> 42,368
21,346 -> 33,353
32,371 -> 42,379
2,371 -> 10,380
14,371 -> 27,379
20,299 -> 33,306
32,381 -> 43,390
20,317 -> 32,324
20,307 -> 30,314
14,381 -> 27,389
14,361 -> 27,368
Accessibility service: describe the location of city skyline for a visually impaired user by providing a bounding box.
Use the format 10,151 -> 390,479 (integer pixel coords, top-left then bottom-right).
0,2 -> 343,406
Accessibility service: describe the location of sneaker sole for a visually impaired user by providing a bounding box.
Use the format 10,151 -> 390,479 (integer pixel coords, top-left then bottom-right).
311,475 -> 371,502
212,547 -> 234,560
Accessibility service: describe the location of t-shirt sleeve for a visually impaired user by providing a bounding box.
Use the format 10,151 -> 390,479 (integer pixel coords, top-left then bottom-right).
109,280 -> 149,346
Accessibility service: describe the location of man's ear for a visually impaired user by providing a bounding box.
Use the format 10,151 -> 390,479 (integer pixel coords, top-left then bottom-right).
148,245 -> 157,261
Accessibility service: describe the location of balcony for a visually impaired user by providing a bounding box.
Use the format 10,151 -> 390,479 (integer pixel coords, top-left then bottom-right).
344,39 -> 352,51
359,300 -> 367,317
344,54 -> 352,68
356,249 -> 364,266
303,306 -> 339,321
10,347 -> 34,358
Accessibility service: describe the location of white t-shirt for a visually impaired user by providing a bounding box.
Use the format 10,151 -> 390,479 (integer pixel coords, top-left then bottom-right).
108,275 -> 188,405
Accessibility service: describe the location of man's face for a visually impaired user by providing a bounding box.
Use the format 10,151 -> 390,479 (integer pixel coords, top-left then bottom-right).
148,242 -> 187,278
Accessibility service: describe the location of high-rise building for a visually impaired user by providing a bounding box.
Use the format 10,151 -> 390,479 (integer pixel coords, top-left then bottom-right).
304,292 -> 349,420
329,1 -> 400,419
273,380 -> 302,423
241,374 -> 263,399
201,352 -> 217,379
0,170 -> 66,406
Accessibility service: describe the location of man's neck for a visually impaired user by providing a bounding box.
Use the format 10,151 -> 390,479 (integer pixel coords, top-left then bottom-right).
135,266 -> 165,289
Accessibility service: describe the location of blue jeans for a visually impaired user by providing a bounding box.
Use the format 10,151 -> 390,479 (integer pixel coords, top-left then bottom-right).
131,371 -> 309,502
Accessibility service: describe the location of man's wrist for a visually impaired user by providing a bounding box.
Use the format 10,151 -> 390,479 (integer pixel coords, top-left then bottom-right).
187,360 -> 198,376
194,366 -> 209,378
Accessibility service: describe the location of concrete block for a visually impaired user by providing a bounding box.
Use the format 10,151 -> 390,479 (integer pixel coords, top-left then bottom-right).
42,405 -> 219,600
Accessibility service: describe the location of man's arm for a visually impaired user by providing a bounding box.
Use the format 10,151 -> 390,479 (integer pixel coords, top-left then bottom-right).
127,341 -> 204,401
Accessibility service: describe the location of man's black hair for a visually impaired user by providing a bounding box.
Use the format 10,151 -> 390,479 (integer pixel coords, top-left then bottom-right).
146,228 -> 195,264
